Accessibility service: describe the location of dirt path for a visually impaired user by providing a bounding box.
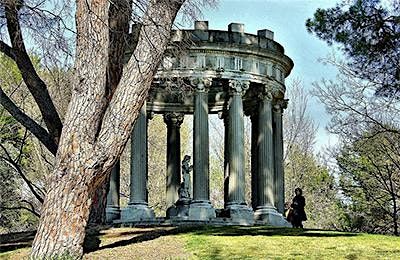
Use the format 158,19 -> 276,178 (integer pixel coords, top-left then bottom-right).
1,227 -> 194,259
84,227 -> 193,260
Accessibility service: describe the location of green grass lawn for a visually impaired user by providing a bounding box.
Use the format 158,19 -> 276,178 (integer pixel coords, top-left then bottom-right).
182,226 -> 400,259
1,226 -> 399,259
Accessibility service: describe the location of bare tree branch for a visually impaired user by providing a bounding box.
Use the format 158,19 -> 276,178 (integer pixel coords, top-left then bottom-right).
0,145 -> 44,204
3,1 -> 63,146
0,40 -> 16,59
0,86 -> 57,155
0,202 -> 40,217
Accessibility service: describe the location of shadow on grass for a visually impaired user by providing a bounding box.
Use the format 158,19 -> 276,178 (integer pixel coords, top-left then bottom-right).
0,231 -> 36,253
83,226 -> 197,253
0,226 -> 359,254
190,226 -> 360,238
84,226 -> 359,254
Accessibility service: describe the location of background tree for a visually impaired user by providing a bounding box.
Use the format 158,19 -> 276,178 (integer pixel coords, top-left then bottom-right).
313,57 -> 399,140
0,52 -> 57,232
306,0 -> 400,95
308,1 -> 400,233
0,35 -> 76,230
313,58 -> 400,235
0,114 -> 40,232
283,80 -> 342,229
337,129 -> 399,235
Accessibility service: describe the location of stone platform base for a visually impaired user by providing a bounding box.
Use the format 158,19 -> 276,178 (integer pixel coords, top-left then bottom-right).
106,206 -> 121,224
188,201 -> 216,221
114,217 -> 262,227
254,206 -> 291,227
120,204 -> 155,222
225,204 -> 255,225
114,206 -> 290,228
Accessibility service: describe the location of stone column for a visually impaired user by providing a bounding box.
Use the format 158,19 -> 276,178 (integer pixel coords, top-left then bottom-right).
121,103 -> 155,222
225,80 -> 254,224
254,87 -> 289,226
164,112 -> 184,217
106,161 -> 120,223
250,111 -> 259,211
222,113 -> 229,208
189,78 -> 216,220
273,100 -> 287,214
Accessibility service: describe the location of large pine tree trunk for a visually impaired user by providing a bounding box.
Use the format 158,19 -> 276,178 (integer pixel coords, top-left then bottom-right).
31,167 -> 105,257
30,0 -> 184,258
88,175 -> 110,225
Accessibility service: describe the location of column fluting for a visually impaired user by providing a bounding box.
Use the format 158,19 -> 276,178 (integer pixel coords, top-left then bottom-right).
250,111 -> 259,210
192,78 -> 212,203
256,91 -> 275,209
226,80 -> 249,206
121,104 -> 155,222
273,100 -> 287,214
253,86 -> 290,226
189,78 -> 216,220
130,104 -> 148,205
164,112 -> 184,210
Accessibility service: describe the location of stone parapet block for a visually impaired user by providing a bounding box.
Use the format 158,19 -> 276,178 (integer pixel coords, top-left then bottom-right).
258,29 -> 274,40
195,21 -> 209,30
228,23 -> 245,33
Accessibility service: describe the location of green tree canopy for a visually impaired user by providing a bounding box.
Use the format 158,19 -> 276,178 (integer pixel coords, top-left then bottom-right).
306,0 -> 400,95
337,128 -> 400,235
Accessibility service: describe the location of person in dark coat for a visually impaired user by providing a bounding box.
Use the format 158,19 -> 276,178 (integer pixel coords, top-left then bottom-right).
290,188 -> 307,228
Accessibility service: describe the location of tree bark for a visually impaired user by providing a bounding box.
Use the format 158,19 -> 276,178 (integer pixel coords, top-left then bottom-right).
88,175 -> 110,225
30,0 -> 184,258
31,169 -> 97,257
88,0 -> 133,226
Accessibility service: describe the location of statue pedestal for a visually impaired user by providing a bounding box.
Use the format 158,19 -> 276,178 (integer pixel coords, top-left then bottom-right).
225,204 -> 254,225
254,206 -> 290,227
175,198 -> 191,218
121,203 -> 155,222
188,200 -> 216,221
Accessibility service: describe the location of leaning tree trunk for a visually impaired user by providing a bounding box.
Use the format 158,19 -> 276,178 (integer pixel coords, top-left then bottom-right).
88,0 -> 134,226
30,0 -> 184,258
88,175 -> 110,225
31,167 -> 107,257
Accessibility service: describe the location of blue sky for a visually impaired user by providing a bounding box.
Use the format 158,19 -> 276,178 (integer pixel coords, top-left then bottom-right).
180,0 -> 341,152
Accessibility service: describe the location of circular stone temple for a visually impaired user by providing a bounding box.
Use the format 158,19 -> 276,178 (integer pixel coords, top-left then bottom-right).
107,21 -> 294,226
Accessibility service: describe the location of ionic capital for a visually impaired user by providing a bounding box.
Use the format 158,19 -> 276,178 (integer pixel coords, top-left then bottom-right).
229,80 -> 250,96
258,85 -> 273,101
163,112 -> 184,127
273,99 -> 288,113
190,77 -> 213,92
